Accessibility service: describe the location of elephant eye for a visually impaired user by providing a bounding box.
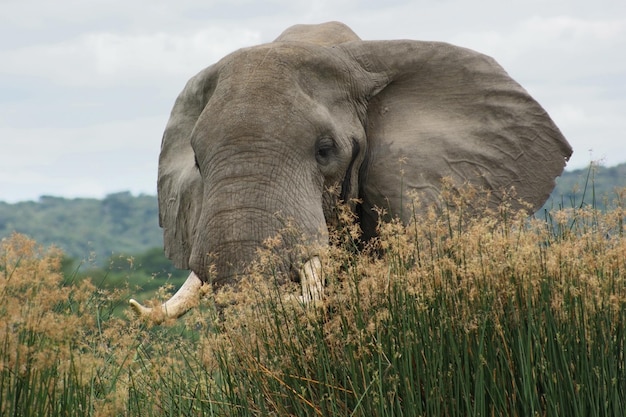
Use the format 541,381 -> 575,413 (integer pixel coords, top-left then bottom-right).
315,137 -> 336,166
194,155 -> 200,171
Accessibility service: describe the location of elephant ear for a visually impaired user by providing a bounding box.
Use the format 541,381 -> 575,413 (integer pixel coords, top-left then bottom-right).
158,65 -> 219,269
342,41 -> 572,220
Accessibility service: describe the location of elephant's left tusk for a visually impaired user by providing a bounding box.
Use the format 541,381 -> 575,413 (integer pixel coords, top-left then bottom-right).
129,271 -> 204,324
299,256 -> 324,303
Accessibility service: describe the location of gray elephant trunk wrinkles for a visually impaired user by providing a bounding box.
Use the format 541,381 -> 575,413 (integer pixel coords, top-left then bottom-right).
189,143 -> 328,286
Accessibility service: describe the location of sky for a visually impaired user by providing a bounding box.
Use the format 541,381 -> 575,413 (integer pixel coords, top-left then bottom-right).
1,0 -> 624,203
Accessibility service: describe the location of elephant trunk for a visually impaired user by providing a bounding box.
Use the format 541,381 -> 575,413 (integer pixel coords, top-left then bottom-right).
129,159 -> 329,321
189,202 -> 327,286
189,152 -> 329,286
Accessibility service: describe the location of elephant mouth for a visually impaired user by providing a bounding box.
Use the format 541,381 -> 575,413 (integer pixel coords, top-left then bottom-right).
129,256 -> 324,323
189,238 -> 312,285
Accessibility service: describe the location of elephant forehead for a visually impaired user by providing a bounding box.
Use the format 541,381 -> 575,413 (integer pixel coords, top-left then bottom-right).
195,47 -> 358,133
194,95 -> 329,152
193,89 -> 326,153
218,43 -> 355,92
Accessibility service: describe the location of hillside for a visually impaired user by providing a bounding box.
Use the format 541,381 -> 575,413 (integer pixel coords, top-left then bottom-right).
1,162 -> 624,264
543,161 -> 626,210
0,192 -> 162,265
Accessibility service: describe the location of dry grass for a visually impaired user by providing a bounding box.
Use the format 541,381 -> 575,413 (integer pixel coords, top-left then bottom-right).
1,185 -> 625,416
206,186 -> 626,416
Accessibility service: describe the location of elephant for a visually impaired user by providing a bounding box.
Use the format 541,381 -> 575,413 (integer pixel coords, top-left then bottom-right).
130,21 -> 572,320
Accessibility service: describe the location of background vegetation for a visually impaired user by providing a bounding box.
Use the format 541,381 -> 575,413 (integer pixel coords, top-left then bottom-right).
541,162 -> 626,210
1,162 -> 625,268
0,191 -> 162,267
1,182 -> 624,416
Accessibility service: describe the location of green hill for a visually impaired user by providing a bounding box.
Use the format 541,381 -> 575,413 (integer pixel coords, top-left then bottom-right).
0,191 -> 162,266
1,163 -> 624,265
543,162 -> 626,210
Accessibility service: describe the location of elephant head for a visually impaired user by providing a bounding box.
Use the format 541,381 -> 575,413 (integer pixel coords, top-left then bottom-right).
130,22 -> 572,320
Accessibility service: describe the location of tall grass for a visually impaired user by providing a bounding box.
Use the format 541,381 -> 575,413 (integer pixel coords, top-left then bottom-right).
1,185 -> 625,416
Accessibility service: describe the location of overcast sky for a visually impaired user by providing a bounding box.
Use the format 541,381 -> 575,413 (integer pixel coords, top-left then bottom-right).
1,0 -> 624,203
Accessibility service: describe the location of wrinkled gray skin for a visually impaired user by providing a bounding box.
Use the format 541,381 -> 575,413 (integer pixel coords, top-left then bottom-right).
131,22 -> 572,319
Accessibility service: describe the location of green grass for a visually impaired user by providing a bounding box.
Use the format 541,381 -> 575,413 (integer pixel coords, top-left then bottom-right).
1,185 -> 625,416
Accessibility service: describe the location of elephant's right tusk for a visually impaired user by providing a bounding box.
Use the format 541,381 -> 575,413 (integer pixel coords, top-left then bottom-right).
299,256 -> 324,303
129,271 -> 204,324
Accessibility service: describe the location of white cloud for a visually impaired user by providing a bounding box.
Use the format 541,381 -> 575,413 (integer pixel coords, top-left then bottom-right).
87,29 -> 261,82
0,117 -> 162,202
451,15 -> 626,72
0,28 -> 262,87
524,15 -> 625,41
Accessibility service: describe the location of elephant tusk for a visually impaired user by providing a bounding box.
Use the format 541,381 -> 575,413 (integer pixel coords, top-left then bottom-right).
129,271 -> 204,323
299,256 -> 324,303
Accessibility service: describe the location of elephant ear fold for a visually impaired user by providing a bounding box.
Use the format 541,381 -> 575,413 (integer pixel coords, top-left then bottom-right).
158,65 -> 219,269
342,40 -> 572,216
